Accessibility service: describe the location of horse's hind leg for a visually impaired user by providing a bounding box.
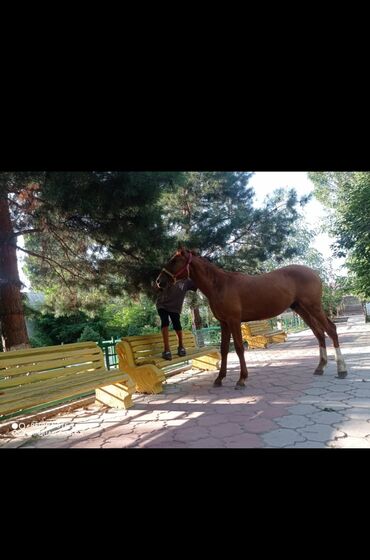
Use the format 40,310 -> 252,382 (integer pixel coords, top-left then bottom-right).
293,303 -> 328,375
214,322 -> 231,387
229,321 -> 249,390
312,310 -> 347,378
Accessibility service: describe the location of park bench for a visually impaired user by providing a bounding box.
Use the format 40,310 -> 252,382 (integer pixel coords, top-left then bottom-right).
0,341 -> 135,421
116,330 -> 221,394
241,320 -> 287,349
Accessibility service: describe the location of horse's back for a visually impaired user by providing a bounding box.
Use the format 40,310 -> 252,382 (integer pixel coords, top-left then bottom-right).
273,264 -> 321,282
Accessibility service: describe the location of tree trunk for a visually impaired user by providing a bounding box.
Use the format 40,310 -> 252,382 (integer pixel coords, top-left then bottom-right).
191,305 -> 204,347
192,306 -> 203,330
0,195 -> 30,351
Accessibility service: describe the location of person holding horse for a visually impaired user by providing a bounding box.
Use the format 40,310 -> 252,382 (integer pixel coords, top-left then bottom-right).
155,269 -> 197,360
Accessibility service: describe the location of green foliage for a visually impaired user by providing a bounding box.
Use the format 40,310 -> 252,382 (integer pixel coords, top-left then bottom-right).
78,325 -> 101,342
309,172 -> 370,298
322,283 -> 343,317
27,309 -> 109,347
102,294 -> 160,336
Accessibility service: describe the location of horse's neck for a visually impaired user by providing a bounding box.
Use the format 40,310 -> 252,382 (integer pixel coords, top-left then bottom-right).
189,257 -> 224,300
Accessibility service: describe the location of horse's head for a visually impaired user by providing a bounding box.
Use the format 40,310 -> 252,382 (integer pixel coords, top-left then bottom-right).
156,248 -> 193,288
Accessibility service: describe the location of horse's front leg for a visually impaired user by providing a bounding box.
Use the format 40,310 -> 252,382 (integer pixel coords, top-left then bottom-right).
230,322 -> 249,390
214,322 -> 231,387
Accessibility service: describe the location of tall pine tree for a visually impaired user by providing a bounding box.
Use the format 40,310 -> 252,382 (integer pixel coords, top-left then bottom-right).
0,172 -> 181,349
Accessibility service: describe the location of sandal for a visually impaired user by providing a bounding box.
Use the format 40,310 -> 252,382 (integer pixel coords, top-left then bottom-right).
178,346 -> 186,357
162,351 -> 172,360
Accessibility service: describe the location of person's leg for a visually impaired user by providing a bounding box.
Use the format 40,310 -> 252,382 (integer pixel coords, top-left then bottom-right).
158,309 -> 172,359
169,312 -> 186,356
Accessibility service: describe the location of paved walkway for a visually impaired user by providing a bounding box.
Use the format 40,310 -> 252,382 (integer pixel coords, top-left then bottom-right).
1,315 -> 370,448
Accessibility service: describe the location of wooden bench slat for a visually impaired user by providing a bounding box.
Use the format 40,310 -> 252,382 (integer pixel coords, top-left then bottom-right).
0,360 -> 108,390
0,342 -> 136,419
1,365 -> 108,405
0,347 -> 102,370
133,343 -> 197,354
128,336 -> 195,349
0,341 -> 97,361
0,368 -> 133,416
0,354 -> 103,379
116,330 -> 221,394
241,320 -> 287,349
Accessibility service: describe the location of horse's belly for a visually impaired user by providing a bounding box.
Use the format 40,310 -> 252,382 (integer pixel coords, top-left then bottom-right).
241,294 -> 293,321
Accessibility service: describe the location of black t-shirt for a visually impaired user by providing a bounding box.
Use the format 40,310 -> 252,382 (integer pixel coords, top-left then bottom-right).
156,278 -> 197,314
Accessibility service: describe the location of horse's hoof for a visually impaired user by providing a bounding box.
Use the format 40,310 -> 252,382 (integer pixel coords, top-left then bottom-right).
234,383 -> 246,390
213,379 -> 222,387
314,369 -> 324,375
337,371 -> 348,379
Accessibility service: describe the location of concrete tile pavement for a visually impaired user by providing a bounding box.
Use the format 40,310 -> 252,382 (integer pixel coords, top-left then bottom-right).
1,314 -> 370,448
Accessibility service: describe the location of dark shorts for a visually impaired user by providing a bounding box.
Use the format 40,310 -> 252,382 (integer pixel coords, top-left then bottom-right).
157,308 -> 182,331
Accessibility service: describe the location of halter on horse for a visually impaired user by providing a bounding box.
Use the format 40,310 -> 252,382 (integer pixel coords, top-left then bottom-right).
156,248 -> 347,389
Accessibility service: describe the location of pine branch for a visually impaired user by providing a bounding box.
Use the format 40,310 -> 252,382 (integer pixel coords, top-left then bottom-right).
10,228 -> 43,238
15,245 -> 90,280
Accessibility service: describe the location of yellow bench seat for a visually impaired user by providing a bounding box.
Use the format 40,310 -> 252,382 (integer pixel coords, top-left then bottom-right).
116,331 -> 221,394
0,341 -> 135,420
241,320 -> 287,349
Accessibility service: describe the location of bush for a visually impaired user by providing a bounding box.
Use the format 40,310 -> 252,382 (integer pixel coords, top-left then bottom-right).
78,325 -> 101,342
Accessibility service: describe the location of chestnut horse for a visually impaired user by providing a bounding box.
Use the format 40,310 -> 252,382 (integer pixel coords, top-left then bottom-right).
156,249 -> 348,390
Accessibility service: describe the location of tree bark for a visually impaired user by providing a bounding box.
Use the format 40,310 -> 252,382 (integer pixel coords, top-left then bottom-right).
0,195 -> 30,351
191,305 -> 205,347
192,306 -> 203,330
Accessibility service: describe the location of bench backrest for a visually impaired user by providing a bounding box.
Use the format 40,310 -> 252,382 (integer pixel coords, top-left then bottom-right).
241,320 -> 271,337
117,330 -> 197,367
0,341 -> 105,417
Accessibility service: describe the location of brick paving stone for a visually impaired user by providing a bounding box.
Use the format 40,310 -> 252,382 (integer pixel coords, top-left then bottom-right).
328,436 -> 370,448
297,423 -> 345,442
344,407 -> 370,419
309,410 -> 347,425
304,388 -> 332,396
352,388 -> 370,398
197,414 -> 232,427
276,414 -> 314,429
240,417 -> 277,433
163,419 -> 191,427
333,419 -> 370,438
292,441 -> 328,448
101,435 -> 141,448
224,433 -> 264,448
262,428 -> 306,447
287,404 -> 319,415
173,426 -> 210,443
208,422 -> 244,438
258,404 -> 289,419
188,437 -> 226,448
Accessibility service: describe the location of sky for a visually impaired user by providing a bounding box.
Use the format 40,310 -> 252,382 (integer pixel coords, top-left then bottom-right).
18,172 -> 346,290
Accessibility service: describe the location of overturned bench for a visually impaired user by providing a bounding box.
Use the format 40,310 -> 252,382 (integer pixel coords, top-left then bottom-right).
241,320 -> 287,349
116,330 -> 221,394
0,341 -> 135,421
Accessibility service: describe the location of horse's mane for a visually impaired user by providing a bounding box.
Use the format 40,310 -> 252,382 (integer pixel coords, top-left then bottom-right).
192,253 -> 230,290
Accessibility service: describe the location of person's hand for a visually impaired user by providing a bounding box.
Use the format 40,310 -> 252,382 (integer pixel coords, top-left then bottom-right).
152,281 -> 161,292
